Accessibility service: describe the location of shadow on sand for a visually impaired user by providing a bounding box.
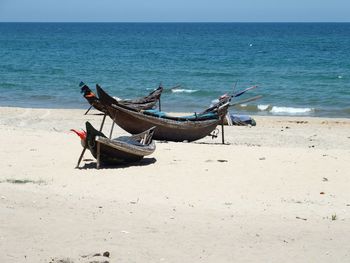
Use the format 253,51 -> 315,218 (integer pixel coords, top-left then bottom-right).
157,141 -> 230,146
192,142 -> 231,146
77,157 -> 157,170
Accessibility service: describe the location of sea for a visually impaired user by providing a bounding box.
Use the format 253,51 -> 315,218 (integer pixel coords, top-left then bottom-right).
0,22 -> 349,117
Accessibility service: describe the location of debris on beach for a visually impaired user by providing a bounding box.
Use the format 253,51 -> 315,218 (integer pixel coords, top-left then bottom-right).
49,258 -> 74,263
224,114 -> 256,126
289,120 -> 308,124
49,251 -> 111,263
130,198 -> 139,204
80,251 -> 111,263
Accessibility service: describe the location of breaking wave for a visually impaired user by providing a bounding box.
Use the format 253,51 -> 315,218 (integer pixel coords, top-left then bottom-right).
257,104 -> 270,111
234,104 -> 315,115
270,106 -> 314,114
171,88 -> 198,93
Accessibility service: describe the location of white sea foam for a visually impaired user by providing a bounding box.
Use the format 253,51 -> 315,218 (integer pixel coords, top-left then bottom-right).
258,104 -> 270,111
210,99 -> 219,106
171,88 -> 198,93
112,96 -> 122,101
270,106 -> 314,114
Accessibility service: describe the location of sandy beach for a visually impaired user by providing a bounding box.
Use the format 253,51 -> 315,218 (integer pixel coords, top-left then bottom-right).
1,106 -> 350,263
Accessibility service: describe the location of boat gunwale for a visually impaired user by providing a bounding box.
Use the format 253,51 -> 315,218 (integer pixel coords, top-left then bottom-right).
96,136 -> 156,156
108,103 -> 222,129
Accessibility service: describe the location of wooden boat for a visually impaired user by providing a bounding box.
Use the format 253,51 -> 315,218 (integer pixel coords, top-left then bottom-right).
97,85 -> 230,142
72,121 -> 156,168
95,84 -> 162,111
80,82 -> 163,114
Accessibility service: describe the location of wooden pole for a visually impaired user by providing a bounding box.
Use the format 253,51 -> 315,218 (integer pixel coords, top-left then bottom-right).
109,110 -> 119,139
97,141 -> 101,169
221,118 -> 225,144
109,121 -> 115,139
84,105 -> 92,115
75,146 -> 87,168
99,114 -> 106,132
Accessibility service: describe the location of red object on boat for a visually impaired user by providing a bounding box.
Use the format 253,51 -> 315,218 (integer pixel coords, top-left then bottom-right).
71,129 -> 87,141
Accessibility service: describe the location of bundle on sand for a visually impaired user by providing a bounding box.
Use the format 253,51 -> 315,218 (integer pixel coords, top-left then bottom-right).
224,113 -> 256,126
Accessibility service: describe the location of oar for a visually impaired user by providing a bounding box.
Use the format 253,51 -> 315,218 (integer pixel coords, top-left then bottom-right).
232,85 -> 258,98
229,95 -> 263,107
232,80 -> 238,94
170,84 -> 181,90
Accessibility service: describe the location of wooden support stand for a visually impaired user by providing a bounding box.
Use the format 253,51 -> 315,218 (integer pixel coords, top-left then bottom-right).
109,122 -> 115,139
221,118 -> 225,144
99,114 -> 106,132
96,141 -> 101,169
84,105 -> 92,115
75,146 -> 87,168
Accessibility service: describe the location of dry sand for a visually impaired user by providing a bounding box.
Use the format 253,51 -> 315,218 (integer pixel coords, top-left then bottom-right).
0,106 -> 350,263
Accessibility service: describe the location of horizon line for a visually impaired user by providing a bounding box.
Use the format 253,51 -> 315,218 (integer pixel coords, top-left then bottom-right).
0,21 -> 350,23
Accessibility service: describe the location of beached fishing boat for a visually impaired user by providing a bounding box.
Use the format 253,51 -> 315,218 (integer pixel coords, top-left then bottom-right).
80,82 -> 163,114
72,121 -> 156,168
97,85 -> 229,142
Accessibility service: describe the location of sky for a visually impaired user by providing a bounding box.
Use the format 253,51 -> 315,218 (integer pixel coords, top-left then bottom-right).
0,0 -> 349,22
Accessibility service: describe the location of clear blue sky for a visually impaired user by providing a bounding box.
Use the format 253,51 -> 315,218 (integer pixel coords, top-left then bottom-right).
0,0 -> 349,22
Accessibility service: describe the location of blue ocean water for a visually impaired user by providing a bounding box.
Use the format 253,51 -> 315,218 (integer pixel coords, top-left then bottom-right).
0,22 -> 349,117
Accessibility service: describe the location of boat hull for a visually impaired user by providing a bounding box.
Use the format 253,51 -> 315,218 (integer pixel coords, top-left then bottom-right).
105,104 -> 222,142
85,122 -> 156,166
96,137 -> 155,164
